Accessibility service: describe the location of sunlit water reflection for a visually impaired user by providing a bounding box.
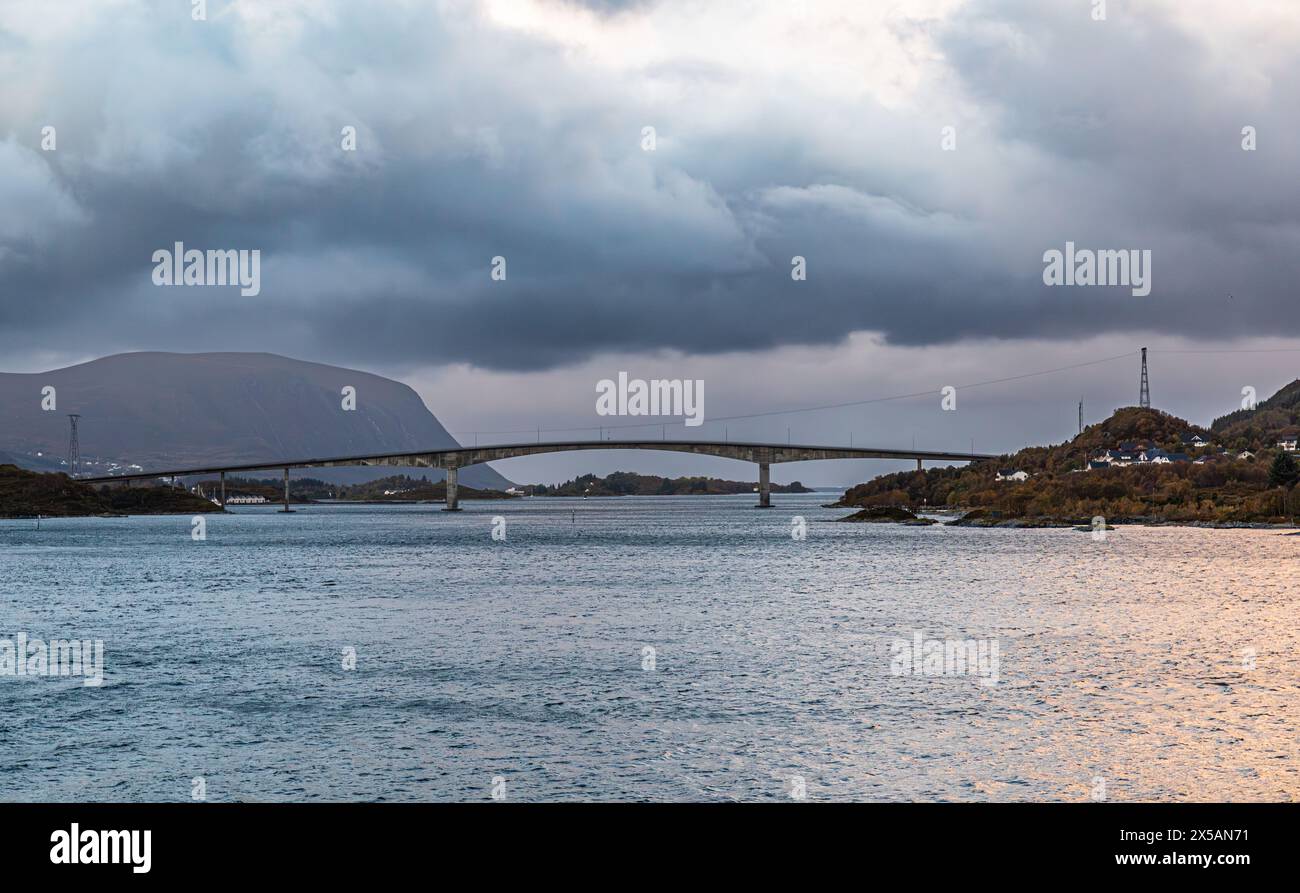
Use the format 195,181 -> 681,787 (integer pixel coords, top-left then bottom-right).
1,493 -> 1296,801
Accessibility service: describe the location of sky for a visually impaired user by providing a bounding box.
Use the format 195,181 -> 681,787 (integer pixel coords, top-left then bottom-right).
2,0 -> 1298,485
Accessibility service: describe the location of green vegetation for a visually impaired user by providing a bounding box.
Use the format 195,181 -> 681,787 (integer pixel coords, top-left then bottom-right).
529,471 -> 813,497
838,385 -> 1300,526
1269,451 -> 1299,489
0,465 -> 222,518
332,474 -> 514,501
1211,378 -> 1300,449
205,474 -> 514,502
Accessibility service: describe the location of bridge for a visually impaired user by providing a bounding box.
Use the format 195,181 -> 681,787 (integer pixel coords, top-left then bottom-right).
78,440 -> 995,511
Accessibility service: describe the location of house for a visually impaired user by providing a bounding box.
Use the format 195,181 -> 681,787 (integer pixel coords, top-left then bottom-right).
996,469 -> 1029,482
1094,450 -> 1125,465
1179,432 -> 1212,448
1237,450 -> 1255,460
1087,460 -> 1110,471
1165,452 -> 1191,463
1277,438 -> 1299,452
1140,448 -> 1170,463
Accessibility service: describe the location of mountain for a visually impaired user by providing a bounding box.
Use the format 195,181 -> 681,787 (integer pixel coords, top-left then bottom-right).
0,352 -> 511,490
1211,379 -> 1300,447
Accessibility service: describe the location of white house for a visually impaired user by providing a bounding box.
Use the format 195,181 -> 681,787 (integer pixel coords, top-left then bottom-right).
1237,450 -> 1255,460
1278,438 -> 1299,452
996,469 -> 1029,482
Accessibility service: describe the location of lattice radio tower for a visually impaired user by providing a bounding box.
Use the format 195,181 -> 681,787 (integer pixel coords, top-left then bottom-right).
67,414 -> 80,477
1139,348 -> 1150,408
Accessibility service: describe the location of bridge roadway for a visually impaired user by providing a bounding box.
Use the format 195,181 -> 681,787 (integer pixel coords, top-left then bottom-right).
77,440 -> 995,511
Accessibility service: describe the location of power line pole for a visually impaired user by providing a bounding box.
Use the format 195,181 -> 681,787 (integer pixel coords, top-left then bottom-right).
1078,399 -> 1083,435
1139,347 -> 1150,408
67,414 -> 80,477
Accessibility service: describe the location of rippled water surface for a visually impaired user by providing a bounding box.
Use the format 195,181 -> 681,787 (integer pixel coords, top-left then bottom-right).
2,493 -> 1297,802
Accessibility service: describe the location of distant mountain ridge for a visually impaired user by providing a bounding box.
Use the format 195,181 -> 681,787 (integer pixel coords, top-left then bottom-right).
0,352 -> 511,489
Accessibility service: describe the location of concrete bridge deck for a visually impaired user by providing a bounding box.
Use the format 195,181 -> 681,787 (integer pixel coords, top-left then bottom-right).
77,439 -> 994,511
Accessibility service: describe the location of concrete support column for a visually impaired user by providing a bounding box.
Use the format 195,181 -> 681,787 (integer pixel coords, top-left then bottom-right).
443,466 -> 461,511
916,458 -> 923,472
280,467 -> 293,513
220,471 -> 226,509
756,461 -> 771,508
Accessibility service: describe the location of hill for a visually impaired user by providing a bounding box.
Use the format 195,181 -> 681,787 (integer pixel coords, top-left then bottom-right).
838,393 -> 1300,524
0,352 -> 510,491
1211,379 -> 1300,448
0,465 -> 221,517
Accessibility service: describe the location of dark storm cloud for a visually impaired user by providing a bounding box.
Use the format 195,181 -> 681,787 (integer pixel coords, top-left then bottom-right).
1,0 -> 1298,372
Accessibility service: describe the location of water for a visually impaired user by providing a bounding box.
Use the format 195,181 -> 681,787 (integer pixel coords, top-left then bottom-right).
1,493 -> 1297,802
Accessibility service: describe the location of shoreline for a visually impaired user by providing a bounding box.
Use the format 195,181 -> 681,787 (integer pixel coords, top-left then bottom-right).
836,504 -> 1299,529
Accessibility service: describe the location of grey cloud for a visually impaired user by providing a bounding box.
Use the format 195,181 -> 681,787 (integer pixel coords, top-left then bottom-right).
1,0 -> 1298,373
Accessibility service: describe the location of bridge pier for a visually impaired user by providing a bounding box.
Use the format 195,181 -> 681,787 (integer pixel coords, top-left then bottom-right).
916,458 -> 922,472
220,471 -> 226,509
280,467 -> 294,513
756,461 -> 771,508
443,466 -> 461,511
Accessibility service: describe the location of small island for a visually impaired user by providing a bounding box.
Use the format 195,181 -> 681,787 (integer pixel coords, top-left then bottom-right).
526,471 -> 814,497
837,505 -> 936,525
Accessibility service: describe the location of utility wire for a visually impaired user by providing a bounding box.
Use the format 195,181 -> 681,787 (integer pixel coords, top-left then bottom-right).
451,350 -> 1139,438
1149,347 -> 1300,354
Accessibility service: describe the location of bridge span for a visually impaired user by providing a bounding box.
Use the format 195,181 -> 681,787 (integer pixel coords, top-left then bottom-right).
78,440 -> 994,511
